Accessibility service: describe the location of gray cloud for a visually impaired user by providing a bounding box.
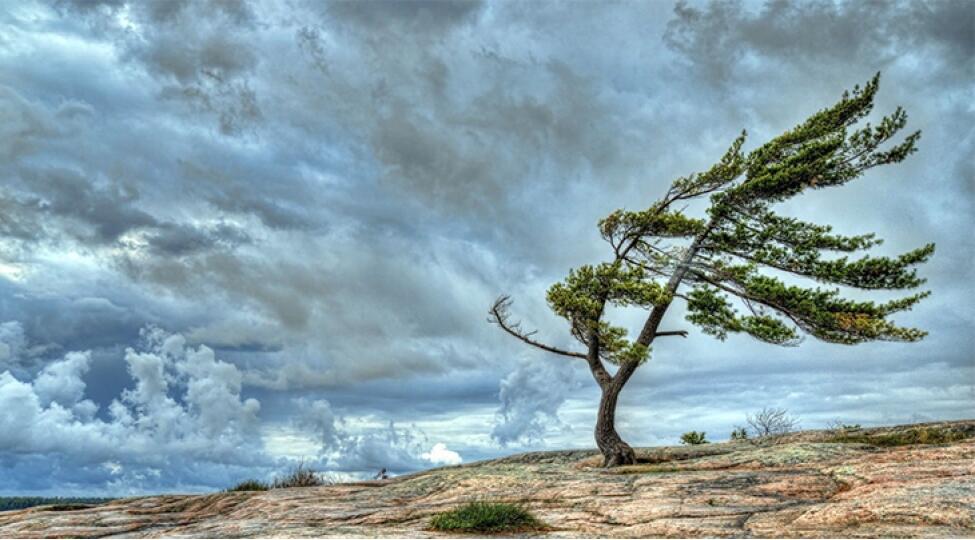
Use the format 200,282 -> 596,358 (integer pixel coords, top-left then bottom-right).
326,0 -> 483,33
0,322 -> 29,374
144,222 -> 251,256
54,0 -> 263,135
0,0 -> 971,494
16,166 -> 157,244
665,0 -> 974,84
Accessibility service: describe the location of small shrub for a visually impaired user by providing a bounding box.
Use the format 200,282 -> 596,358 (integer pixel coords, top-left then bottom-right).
227,479 -> 269,492
828,426 -> 970,447
747,407 -> 800,437
429,501 -> 543,533
272,462 -> 327,488
826,419 -> 862,432
680,431 -> 708,445
730,426 -> 749,440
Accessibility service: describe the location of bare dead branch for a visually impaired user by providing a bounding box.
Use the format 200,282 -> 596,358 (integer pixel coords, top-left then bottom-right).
489,296 -> 587,359
654,330 -> 689,338
746,407 -> 801,437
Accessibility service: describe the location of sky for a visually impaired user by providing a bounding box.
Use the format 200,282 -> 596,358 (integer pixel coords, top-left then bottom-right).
0,0 -> 972,496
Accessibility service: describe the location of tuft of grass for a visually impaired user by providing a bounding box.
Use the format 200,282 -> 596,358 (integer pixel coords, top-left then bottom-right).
272,462 -> 328,489
226,479 -> 269,492
429,501 -> 543,533
828,426 -> 970,447
730,427 -> 749,441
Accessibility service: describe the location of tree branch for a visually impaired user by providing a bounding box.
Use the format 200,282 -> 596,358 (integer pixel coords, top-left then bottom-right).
688,270 -> 810,332
489,296 -> 587,359
635,231 -> 712,348
654,330 -> 689,338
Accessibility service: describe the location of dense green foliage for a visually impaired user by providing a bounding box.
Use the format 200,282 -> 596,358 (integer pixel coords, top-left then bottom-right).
680,431 -> 709,445
429,501 -> 543,533
0,497 -> 114,512
573,74 -> 930,350
227,479 -> 270,491
497,74 -> 930,359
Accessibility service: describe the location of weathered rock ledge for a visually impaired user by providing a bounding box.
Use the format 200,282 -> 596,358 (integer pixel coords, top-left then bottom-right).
2,420 -> 973,538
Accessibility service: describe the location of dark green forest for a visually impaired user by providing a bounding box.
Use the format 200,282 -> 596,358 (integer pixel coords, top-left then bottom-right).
0,497 -> 115,512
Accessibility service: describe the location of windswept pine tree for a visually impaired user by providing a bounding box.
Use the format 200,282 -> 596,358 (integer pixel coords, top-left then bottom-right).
490,75 -> 933,467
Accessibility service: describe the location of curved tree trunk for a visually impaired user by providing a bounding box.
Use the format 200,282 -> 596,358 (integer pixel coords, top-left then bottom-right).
594,382 -> 637,467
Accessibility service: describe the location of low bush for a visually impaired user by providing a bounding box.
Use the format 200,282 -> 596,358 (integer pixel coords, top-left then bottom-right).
429,501 -> 543,533
747,407 -> 800,437
226,479 -> 269,492
828,426 -> 970,447
680,431 -> 708,445
729,427 -> 748,441
272,463 -> 327,488
826,420 -> 862,431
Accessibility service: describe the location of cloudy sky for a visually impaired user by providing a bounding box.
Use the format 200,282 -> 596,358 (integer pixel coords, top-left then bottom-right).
0,0 -> 972,495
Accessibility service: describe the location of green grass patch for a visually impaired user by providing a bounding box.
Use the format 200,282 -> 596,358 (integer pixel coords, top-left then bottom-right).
827,426 -> 971,447
226,479 -> 270,492
429,501 -> 544,533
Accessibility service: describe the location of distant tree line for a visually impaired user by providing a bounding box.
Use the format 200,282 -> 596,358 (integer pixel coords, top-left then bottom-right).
0,497 -> 115,511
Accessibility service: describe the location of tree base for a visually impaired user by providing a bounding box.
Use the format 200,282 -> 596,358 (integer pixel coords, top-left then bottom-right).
600,443 -> 637,467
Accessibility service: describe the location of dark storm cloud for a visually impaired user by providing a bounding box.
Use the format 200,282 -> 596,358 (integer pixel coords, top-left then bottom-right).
327,0 -> 483,33
666,0 -> 974,81
15,167 -> 157,244
288,18 -> 642,235
144,222 -> 251,256
0,291 -> 143,354
55,0 -> 263,135
0,0 -> 971,493
0,87 -> 252,258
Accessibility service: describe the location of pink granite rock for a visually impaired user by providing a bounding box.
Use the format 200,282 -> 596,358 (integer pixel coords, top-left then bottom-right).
1,421 -> 972,538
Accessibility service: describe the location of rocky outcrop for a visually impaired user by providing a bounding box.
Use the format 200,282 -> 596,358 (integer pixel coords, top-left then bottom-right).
2,420 -> 973,538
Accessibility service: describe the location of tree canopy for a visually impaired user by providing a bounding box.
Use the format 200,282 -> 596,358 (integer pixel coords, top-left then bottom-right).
494,73 -> 931,367
491,74 -> 932,466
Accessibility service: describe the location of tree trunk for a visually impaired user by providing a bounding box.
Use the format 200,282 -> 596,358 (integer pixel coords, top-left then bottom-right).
594,382 -> 637,467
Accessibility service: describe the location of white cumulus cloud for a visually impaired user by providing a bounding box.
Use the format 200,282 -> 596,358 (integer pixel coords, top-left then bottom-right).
0,325 -> 272,494
422,442 -> 462,466
492,358 -> 576,447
